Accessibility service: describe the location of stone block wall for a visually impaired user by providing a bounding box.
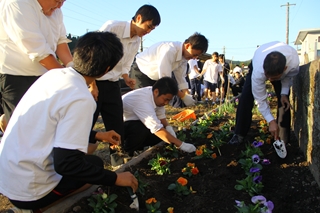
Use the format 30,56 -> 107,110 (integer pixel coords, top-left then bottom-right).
291,59 -> 320,185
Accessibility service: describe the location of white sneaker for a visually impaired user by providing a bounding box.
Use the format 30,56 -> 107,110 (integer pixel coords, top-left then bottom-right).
273,139 -> 287,158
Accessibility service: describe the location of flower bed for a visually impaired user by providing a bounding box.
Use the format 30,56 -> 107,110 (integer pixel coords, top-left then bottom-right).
66,103 -> 320,213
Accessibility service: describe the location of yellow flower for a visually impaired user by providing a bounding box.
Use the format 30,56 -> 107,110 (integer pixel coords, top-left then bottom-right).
177,177 -> 188,186
167,207 -> 174,213
146,197 -> 157,204
181,168 -> 186,173
187,163 -> 195,168
195,149 -> 203,156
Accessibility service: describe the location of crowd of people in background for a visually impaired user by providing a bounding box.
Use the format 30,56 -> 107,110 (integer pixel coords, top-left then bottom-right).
0,1 -> 299,212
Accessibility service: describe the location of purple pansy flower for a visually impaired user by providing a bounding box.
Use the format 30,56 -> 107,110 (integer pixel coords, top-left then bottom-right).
252,154 -> 260,164
253,175 -> 262,184
261,159 -> 271,165
252,141 -> 263,148
250,167 -> 261,173
251,195 -> 266,204
235,200 -> 243,207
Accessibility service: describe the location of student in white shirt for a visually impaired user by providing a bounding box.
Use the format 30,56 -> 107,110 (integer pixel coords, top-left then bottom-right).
122,77 -> 196,156
0,0 -> 73,132
200,52 -> 223,104
229,41 -> 299,155
130,32 -> 208,107
90,5 -> 161,146
0,31 -> 138,212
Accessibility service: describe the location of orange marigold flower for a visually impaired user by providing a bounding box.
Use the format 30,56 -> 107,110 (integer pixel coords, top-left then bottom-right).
187,163 -> 195,168
207,133 -> 213,139
191,167 -> 199,175
195,149 -> 203,156
177,177 -> 188,186
167,207 -> 174,213
212,153 -> 217,159
199,144 -> 206,150
146,197 -> 157,204
266,138 -> 271,144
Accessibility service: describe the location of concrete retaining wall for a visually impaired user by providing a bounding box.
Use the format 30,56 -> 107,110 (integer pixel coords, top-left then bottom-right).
291,59 -> 320,186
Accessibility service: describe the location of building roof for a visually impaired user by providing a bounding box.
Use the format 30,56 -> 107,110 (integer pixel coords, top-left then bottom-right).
294,28 -> 320,45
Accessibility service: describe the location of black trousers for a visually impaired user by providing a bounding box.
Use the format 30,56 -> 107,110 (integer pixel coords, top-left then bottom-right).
190,78 -> 201,101
231,85 -> 242,96
130,62 -> 156,89
0,74 -> 39,122
124,120 -> 162,156
92,80 -> 124,141
234,63 -> 291,142
10,155 -> 103,210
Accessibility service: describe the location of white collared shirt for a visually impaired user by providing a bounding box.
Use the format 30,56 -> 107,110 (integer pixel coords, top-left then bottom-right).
135,41 -> 189,90
0,0 -> 68,76
122,87 -> 166,133
188,59 -> 199,79
0,67 -> 95,201
202,60 -> 222,83
251,41 -> 299,123
97,20 -> 140,81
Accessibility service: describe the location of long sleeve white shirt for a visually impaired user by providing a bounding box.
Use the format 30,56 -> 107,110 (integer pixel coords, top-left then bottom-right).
135,41 -> 189,90
97,20 -> 140,81
251,41 -> 299,123
122,87 -> 166,134
0,0 -> 68,76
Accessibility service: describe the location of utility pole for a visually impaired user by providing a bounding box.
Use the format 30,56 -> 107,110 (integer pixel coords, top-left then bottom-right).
222,46 -> 225,55
281,2 -> 296,44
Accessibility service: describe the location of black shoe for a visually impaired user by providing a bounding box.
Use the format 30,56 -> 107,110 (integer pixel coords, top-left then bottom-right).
228,134 -> 244,144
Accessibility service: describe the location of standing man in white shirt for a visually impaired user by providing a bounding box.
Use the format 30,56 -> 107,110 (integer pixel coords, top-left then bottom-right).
188,59 -> 202,101
122,77 -> 196,156
90,5 -> 161,144
229,41 -> 299,158
200,52 -> 223,105
131,32 -> 208,107
0,0 -> 73,132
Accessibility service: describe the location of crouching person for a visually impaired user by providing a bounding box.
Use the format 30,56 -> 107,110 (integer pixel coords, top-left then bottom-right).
122,77 -> 196,156
0,31 -> 138,213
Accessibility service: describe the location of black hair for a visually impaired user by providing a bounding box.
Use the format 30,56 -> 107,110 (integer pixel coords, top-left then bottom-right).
73,31 -> 123,77
263,51 -> 286,76
152,77 -> 178,96
132,4 -> 161,26
184,32 -> 208,54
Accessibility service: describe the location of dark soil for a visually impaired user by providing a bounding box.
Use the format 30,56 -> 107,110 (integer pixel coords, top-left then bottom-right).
64,104 -> 320,213
1,100 -> 320,213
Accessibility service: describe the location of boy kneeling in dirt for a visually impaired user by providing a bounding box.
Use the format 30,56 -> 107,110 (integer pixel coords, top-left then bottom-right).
0,31 -> 138,213
122,77 -> 196,156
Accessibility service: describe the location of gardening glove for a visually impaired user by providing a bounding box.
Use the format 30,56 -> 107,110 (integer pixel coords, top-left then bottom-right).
166,125 -> 176,138
179,142 -> 196,153
181,94 -> 195,106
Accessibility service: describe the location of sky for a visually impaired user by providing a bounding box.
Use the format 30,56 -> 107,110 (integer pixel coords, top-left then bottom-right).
61,0 -> 320,61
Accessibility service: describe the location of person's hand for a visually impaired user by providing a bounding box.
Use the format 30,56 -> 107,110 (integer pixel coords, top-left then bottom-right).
269,120 -> 279,140
280,95 -> 291,111
181,94 -> 195,106
97,130 -> 121,146
88,82 -> 99,101
178,142 -> 196,153
165,125 -> 176,138
124,77 -> 136,89
115,172 -> 138,193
